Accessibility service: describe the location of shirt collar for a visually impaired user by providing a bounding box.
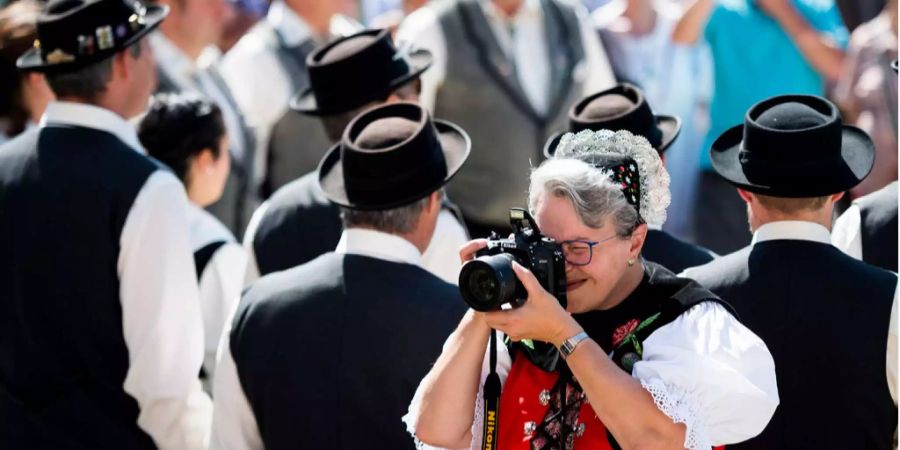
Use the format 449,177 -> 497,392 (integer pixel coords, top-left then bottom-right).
40,101 -> 145,154
481,0 -> 542,24
267,0 -> 314,47
336,228 -> 422,266
751,220 -> 832,246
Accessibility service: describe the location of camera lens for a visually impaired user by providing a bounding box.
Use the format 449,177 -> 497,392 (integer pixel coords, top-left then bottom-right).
459,254 -> 518,311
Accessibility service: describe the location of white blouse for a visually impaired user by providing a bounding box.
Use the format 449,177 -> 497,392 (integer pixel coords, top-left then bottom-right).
404,302 -> 779,450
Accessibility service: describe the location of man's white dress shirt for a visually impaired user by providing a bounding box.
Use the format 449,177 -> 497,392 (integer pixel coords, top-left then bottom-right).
396,0 -> 616,113
211,228 -> 425,450
41,102 -> 212,450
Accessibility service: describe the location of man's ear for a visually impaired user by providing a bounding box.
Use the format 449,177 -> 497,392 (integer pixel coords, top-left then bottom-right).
737,188 -> 754,204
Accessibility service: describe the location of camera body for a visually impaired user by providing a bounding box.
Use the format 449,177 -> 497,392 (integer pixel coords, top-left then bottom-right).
459,208 -> 568,311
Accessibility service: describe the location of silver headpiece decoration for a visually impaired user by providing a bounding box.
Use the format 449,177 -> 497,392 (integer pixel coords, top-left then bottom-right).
553,129 -> 670,228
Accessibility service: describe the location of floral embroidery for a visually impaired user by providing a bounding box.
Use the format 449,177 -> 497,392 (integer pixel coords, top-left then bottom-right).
611,319 -> 640,347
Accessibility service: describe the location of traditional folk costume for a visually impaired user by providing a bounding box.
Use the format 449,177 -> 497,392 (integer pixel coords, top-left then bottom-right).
212,103 -> 471,449
242,30 -> 469,285
684,95 -> 898,449
406,130 -> 778,450
544,83 -> 716,273
0,2 -> 210,447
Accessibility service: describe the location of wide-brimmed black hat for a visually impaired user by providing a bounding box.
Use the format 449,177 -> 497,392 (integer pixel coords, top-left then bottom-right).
290,29 -> 431,116
544,83 -> 681,157
318,102 -> 470,210
710,94 -> 875,197
17,0 -> 167,73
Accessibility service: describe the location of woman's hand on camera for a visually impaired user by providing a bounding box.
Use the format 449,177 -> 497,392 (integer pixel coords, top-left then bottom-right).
458,239 -> 488,263
482,262 -> 583,347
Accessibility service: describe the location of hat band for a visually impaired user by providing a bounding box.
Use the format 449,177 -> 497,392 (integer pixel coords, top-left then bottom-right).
344,150 -> 448,206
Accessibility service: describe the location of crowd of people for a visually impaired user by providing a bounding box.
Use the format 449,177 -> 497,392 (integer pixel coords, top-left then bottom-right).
0,0 -> 896,449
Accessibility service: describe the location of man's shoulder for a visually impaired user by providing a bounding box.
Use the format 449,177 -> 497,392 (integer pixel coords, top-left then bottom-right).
644,230 -> 717,270
680,244 -> 752,286
240,253 -> 343,308
266,172 -> 328,210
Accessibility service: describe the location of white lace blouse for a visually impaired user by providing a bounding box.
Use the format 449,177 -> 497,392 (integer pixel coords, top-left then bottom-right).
403,302 -> 779,450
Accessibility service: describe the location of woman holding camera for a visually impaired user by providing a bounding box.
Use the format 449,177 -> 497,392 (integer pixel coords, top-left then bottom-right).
404,130 -> 778,450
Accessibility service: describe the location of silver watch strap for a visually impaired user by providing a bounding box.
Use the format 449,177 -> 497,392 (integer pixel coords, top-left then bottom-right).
559,331 -> 590,359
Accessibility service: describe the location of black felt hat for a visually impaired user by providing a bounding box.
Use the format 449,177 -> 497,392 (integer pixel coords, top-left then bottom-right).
544,83 -> 681,157
318,102 -> 470,210
710,94 -> 875,197
17,0 -> 167,73
290,29 -> 431,116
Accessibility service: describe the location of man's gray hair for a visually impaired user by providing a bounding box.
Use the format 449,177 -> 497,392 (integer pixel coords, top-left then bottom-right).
528,158 -> 640,237
44,44 -> 142,102
340,189 -> 443,234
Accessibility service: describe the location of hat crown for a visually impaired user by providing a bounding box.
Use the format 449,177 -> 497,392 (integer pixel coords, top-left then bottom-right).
569,83 -> 663,148
304,29 -> 430,115
580,94 -> 635,121
353,117 -> 419,150
755,102 -> 829,131
20,0 -> 165,72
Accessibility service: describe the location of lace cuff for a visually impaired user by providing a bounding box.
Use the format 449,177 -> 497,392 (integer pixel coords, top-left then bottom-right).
640,378 -> 712,450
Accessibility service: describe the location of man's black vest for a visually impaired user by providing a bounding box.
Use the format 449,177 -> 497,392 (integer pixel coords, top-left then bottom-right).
857,181 -> 898,272
230,252 -> 467,449
642,229 -> 716,274
686,240 -> 897,450
0,127 -> 159,449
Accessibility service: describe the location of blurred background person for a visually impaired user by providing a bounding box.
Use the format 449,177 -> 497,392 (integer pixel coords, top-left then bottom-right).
673,0 -> 849,255
243,29 -> 469,285
218,0 -> 269,52
0,0 -> 53,144
833,0 -> 897,198
139,93 -> 248,393
150,0 -> 258,237
221,0 -> 361,199
397,0 -> 616,237
592,0 -> 712,241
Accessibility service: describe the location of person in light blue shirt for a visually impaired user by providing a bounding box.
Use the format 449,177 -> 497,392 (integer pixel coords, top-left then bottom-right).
673,0 -> 848,254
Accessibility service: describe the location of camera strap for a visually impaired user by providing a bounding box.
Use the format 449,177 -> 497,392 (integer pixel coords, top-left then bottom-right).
481,329 -> 501,450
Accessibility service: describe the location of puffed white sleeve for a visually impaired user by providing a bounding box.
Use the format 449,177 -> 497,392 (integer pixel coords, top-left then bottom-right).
631,302 -> 779,450
403,332 -> 512,450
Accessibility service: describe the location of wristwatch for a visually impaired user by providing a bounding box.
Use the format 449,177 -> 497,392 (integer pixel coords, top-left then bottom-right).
559,331 -> 590,359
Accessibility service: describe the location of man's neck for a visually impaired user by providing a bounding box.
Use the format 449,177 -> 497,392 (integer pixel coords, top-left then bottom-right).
623,0 -> 657,36
56,96 -> 126,118
492,0 -> 524,18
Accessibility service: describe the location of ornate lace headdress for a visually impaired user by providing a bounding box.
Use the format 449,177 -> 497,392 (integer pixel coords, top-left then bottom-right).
553,129 -> 670,228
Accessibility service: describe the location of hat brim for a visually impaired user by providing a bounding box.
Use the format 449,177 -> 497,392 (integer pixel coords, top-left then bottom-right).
709,124 -> 876,197
290,49 -> 432,116
318,119 -> 470,210
17,5 -> 168,73
656,114 -> 681,152
543,114 -> 682,158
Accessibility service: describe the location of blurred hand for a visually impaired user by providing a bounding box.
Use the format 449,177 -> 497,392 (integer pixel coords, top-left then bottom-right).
482,262 -> 583,346
458,239 -> 488,264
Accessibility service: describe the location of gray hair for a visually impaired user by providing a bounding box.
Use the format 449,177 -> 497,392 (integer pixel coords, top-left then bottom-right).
340,189 -> 443,234
44,44 -> 142,102
528,158 -> 640,237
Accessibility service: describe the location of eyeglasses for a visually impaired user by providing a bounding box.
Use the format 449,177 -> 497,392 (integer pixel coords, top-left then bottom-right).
560,236 -> 618,266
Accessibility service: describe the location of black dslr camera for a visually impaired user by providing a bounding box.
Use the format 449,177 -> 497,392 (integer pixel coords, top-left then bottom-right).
458,208 -> 568,311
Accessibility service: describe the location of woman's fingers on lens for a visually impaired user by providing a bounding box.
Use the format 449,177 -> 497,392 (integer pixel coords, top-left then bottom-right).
459,239 -> 489,263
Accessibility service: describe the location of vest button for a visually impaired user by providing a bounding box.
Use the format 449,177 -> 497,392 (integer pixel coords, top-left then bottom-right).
538,389 -> 550,406
524,421 -> 537,437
